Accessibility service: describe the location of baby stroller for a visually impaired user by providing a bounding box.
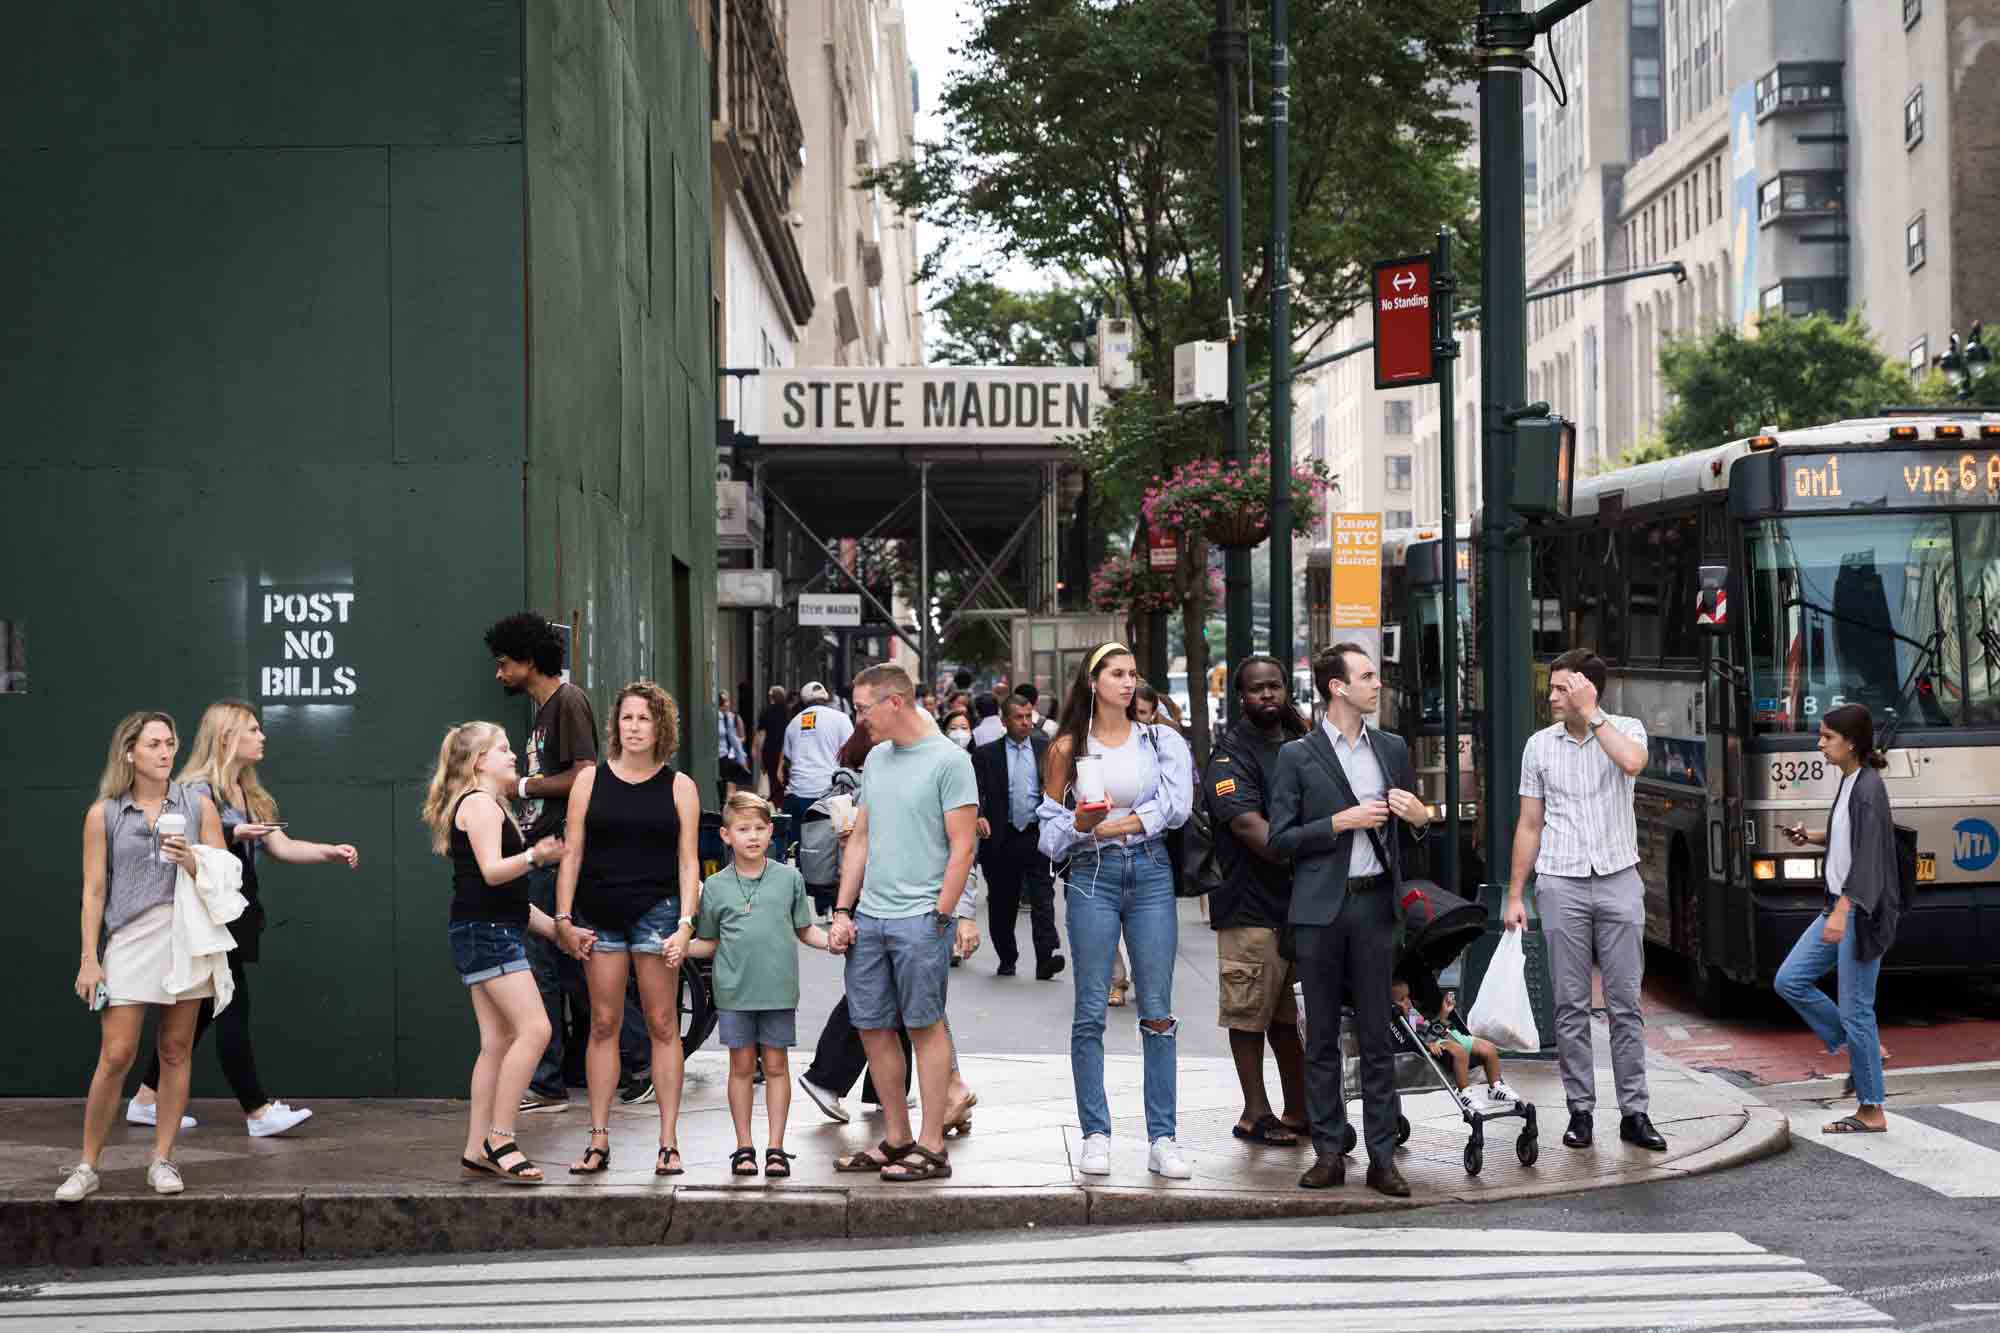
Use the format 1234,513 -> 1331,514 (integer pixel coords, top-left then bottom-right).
1389,879 -> 1539,1175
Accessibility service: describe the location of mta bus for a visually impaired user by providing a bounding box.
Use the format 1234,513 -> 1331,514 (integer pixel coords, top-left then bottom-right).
1509,411 -> 2000,1011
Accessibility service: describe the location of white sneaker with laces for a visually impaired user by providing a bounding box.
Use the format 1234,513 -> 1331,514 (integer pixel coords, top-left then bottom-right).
1485,1079 -> 1520,1105
1078,1133 -> 1112,1176
246,1102 -> 314,1138
125,1098 -> 196,1130
146,1159 -> 185,1195
55,1164 -> 100,1203
1147,1137 -> 1193,1179
798,1076 -> 850,1125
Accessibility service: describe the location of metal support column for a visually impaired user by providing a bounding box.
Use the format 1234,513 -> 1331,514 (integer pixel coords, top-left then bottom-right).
1213,0 -> 1251,711
1042,462 -> 1061,612
1268,0 -> 1294,675
919,460 -> 933,688
1434,228 -> 1463,894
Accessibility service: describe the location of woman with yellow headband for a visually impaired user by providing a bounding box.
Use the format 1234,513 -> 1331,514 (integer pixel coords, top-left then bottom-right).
1038,642 -> 1195,1180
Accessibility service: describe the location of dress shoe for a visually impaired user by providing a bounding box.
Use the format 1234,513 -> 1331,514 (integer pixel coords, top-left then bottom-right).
1365,1163 -> 1411,1197
1298,1154 -> 1345,1189
1036,954 -> 1067,981
1563,1109 -> 1594,1148
1620,1112 -> 1668,1151
996,962 -> 1017,977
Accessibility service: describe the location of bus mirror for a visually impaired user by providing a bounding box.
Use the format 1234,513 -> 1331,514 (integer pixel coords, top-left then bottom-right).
1696,565 -> 1730,634
1383,623 -> 1403,664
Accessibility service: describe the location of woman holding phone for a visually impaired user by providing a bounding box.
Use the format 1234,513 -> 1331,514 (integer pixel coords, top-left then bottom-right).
127,700 -> 359,1138
1776,703 -> 1903,1135
58,712 -> 227,1202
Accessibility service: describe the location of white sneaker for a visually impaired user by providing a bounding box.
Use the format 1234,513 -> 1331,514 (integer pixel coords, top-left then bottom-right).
1485,1079 -> 1521,1105
1078,1133 -> 1112,1176
1148,1136 -> 1193,1180
146,1159 -> 184,1195
54,1164 -> 100,1203
246,1102 -> 313,1138
125,1098 -> 196,1130
798,1077 -> 850,1125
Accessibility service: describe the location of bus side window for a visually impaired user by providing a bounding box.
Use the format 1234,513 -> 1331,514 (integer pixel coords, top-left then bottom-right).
1660,511 -> 1702,664
1529,531 -> 1567,658
1628,520 -> 1665,665
1600,528 -> 1628,664
1575,530 -> 1603,653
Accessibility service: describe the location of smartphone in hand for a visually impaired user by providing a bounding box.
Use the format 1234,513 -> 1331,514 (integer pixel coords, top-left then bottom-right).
89,982 -> 109,1012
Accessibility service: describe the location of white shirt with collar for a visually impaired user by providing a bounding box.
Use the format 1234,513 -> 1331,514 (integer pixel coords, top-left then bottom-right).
971,715 -> 1006,747
1321,717 -> 1387,877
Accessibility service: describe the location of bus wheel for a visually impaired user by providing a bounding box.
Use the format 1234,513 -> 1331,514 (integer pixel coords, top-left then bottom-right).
1673,859 -> 1731,1018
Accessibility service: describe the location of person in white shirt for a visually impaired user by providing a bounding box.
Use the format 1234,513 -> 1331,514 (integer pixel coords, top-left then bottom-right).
969,693 -> 1006,748
780,683 -> 854,860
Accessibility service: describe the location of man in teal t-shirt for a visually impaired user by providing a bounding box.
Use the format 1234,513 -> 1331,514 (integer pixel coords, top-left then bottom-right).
826,664 -> 980,1182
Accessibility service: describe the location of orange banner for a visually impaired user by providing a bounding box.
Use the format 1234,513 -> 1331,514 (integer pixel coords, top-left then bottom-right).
1331,514 -> 1383,630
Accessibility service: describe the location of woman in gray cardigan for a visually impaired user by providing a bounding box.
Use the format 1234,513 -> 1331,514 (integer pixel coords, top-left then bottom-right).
1777,703 -> 1903,1134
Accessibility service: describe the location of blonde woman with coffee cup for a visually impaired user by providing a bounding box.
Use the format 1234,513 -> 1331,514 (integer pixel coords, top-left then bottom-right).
58,712 -> 227,1203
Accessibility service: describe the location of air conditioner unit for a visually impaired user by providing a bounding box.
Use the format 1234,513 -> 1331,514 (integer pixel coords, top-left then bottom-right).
861,240 -> 884,287
833,286 -> 861,346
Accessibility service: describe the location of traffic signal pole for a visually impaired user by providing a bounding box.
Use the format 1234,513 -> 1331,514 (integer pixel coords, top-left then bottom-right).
1268,0 -> 1294,676
1213,0 -> 1252,715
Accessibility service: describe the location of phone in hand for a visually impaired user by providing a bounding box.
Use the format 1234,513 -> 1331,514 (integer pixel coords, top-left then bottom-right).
88,982 -> 109,1012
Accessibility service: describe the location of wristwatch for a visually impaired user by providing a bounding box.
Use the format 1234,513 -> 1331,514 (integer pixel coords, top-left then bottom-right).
1587,710 -> 1608,730
831,906 -> 854,919
678,916 -> 696,931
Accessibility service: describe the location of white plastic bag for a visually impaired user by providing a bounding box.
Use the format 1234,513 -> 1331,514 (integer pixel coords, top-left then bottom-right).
1467,929 -> 1541,1051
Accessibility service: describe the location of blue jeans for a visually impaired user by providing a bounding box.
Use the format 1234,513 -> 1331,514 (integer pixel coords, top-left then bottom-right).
1774,911 -> 1885,1106
1066,840 -> 1178,1141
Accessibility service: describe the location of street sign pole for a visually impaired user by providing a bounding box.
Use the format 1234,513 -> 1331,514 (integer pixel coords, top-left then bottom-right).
1433,228 -> 1462,895
1212,0 -> 1252,714
1268,0 -> 1294,676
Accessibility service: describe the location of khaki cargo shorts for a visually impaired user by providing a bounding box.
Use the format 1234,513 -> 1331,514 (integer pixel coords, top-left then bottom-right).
1216,926 -> 1299,1032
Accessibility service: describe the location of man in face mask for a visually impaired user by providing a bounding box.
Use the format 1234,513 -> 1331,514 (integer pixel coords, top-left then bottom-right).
971,696 -> 1063,978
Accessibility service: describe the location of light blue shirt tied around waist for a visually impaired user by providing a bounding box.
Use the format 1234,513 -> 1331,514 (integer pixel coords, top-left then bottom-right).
1036,723 -> 1194,862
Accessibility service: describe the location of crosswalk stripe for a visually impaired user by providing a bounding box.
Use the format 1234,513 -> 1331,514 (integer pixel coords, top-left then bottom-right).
1798,1107 -> 2000,1197
1942,1100 -> 2000,1129
3,1226 -> 1887,1332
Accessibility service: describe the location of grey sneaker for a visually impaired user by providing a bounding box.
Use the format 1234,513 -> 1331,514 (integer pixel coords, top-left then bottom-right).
146,1159 -> 185,1195
618,1078 -> 657,1106
55,1164 -> 100,1203
518,1092 -> 569,1114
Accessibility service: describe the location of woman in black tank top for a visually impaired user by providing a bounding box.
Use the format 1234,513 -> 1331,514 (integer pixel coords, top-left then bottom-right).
421,721 -> 572,1185
552,683 -> 703,1176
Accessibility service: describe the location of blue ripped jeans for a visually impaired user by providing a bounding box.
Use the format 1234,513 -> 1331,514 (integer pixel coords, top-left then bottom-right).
1065,839 -> 1178,1141
1774,910 -> 1884,1106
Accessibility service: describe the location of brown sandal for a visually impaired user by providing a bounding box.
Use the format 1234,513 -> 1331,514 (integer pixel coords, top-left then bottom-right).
943,1091 -> 978,1138
881,1144 -> 951,1181
835,1139 -> 914,1172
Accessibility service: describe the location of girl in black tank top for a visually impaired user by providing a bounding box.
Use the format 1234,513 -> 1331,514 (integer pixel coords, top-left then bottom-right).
450,792 -> 530,925
576,763 -> 680,928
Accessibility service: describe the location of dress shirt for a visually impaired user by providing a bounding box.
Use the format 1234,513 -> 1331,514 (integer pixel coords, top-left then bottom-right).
972,715 -> 1007,747
1322,718 -> 1386,877
1518,715 -> 1647,877
1006,736 -> 1040,830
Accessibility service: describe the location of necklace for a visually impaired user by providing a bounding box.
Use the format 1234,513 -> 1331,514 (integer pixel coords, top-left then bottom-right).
729,864 -> 768,910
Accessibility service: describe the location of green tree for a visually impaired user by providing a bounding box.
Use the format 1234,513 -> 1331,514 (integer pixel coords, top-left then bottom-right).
929,281 -> 1097,367
1658,313 -> 1918,455
873,0 -> 1479,758
1909,322 -> 2000,406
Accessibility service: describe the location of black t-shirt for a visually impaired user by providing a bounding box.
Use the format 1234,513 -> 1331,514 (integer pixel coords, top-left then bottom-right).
1205,720 -> 1295,930
524,682 -> 599,843
756,702 -> 791,762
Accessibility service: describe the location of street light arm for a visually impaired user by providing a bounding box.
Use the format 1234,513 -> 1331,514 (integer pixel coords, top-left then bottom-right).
1533,0 -> 1596,34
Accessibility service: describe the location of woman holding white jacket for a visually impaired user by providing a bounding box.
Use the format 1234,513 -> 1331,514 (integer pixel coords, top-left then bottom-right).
59,711 -> 230,1203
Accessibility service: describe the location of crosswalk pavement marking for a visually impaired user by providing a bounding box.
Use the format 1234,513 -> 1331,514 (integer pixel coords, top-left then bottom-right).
4,1225 -> 1889,1332
1798,1106 -> 2000,1198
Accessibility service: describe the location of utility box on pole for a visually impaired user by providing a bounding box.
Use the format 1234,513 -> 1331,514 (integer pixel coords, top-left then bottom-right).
1098,317 -> 1137,390
1173,340 -> 1228,406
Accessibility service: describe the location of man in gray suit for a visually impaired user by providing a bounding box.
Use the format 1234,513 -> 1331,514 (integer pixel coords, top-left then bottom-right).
1269,642 -> 1432,1196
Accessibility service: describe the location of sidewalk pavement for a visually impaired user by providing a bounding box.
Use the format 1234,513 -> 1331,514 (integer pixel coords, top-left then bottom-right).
0,1042 -> 1787,1268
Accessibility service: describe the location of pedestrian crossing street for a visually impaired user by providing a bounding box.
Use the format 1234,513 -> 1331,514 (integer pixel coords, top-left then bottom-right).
2,1223 -> 1890,1331
1798,1100 -> 2000,1198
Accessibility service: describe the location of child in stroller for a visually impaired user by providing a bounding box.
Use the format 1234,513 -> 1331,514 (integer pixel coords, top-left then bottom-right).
1391,980 -> 1519,1108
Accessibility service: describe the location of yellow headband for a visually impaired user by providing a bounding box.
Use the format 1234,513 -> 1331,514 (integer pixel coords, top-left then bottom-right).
1088,643 -> 1132,674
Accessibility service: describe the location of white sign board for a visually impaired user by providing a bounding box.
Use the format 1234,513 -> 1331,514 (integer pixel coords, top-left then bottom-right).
760,368 -> 1102,445
718,569 -> 782,608
716,481 -> 765,551
798,593 -> 864,626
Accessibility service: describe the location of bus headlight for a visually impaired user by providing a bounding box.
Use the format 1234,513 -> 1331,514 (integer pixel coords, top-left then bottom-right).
1781,857 -> 1819,881
1752,858 -> 1778,881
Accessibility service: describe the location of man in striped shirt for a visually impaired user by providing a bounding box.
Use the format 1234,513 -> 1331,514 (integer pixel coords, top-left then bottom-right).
1502,649 -> 1668,1154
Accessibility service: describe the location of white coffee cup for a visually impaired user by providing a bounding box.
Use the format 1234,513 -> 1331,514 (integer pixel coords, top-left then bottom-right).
1073,753 -> 1107,806
155,812 -> 187,865
825,793 -> 856,833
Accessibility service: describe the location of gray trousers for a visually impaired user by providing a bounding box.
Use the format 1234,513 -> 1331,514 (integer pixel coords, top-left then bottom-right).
1537,867 -> 1649,1116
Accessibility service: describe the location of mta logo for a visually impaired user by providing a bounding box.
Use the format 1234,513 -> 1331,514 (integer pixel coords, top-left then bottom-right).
1953,818 -> 2000,872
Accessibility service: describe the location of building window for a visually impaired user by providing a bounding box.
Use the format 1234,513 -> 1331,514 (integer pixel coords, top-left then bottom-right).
1386,456 -> 1413,493
1905,87 -> 1924,148
1632,0 -> 1659,26
1758,278 -> 1847,320
1905,0 -> 1922,28
1633,57 -> 1662,100
1909,336 -> 1930,374
1385,400 -> 1413,435
1386,509 -> 1415,530
1907,213 -> 1927,271
1753,62 -> 1844,118
1758,172 -> 1845,226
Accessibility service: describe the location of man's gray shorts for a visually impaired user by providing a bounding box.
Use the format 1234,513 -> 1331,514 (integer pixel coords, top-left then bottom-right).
846,910 -> 952,1031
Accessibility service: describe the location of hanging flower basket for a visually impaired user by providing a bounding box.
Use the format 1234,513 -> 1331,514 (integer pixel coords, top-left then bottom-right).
1089,551 -> 1179,614
1141,451 -> 1335,551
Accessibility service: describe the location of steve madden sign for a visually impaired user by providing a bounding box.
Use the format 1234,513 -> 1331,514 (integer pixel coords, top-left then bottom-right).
760,368 -> 1103,446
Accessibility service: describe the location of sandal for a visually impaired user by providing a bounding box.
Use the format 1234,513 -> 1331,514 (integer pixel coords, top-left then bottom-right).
569,1128 -> 611,1175
943,1090 -> 978,1138
460,1155 -> 498,1179
880,1144 -> 951,1182
730,1146 -> 760,1176
835,1139 -> 915,1173
1823,1115 -> 1888,1134
764,1148 -> 796,1178
1107,981 -> 1128,1008
655,1146 -> 684,1177
481,1135 -> 544,1185
1231,1114 -> 1301,1147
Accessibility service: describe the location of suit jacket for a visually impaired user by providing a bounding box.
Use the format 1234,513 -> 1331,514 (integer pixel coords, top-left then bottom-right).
973,731 -> 1050,855
1267,723 -> 1424,929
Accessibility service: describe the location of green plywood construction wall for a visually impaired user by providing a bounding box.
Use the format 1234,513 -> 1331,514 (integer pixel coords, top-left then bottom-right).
0,1 -> 716,1096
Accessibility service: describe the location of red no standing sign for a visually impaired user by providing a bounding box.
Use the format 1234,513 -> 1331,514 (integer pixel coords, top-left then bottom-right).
1372,254 -> 1437,390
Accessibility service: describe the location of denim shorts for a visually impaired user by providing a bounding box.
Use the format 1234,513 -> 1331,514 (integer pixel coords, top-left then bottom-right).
845,910 -> 952,1031
718,1008 -> 798,1050
586,895 -> 682,954
449,920 -> 531,986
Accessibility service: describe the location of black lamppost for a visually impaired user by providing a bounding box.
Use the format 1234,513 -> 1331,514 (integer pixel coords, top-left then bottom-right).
1937,321 -> 1993,401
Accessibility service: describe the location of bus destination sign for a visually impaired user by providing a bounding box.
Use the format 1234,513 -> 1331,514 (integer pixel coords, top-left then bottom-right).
1782,450 -> 2000,510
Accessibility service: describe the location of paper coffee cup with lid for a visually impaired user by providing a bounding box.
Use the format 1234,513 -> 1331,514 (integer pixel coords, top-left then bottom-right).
155,812 -> 187,864
1072,753 -> 1109,811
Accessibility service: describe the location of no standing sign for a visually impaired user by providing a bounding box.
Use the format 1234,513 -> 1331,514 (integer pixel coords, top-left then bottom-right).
1372,254 -> 1437,390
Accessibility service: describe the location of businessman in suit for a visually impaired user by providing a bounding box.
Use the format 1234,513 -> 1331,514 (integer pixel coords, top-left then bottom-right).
972,695 -> 1065,979
1269,641 -> 1431,1196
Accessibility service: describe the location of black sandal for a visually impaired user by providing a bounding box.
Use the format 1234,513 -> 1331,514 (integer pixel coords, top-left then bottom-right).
881,1144 -> 951,1182
569,1128 -> 611,1175
764,1148 -> 796,1178
460,1155 -> 498,1178
835,1139 -> 914,1173
730,1146 -> 760,1176
655,1145 -> 684,1177
481,1134 -> 544,1185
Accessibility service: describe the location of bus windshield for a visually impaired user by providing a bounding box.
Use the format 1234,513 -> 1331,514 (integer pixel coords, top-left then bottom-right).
1746,512 -> 2000,733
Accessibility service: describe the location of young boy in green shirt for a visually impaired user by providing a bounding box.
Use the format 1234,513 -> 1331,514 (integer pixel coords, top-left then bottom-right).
690,793 -> 828,1178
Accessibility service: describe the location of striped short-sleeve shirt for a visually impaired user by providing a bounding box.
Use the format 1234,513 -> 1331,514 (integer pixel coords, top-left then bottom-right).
1519,716 -> 1646,878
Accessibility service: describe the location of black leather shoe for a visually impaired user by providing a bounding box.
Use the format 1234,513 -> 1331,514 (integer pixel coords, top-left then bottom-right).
1563,1110 -> 1594,1148
1298,1154 -> 1345,1189
996,963 -> 1017,977
1365,1163 -> 1411,1197
1037,955 -> 1067,981
1620,1112 -> 1668,1151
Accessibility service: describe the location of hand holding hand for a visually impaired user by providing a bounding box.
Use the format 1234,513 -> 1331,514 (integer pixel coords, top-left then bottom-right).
1332,799 -> 1391,833
74,958 -> 105,1005
1502,894 -> 1529,931
663,926 -> 689,967
1385,788 -> 1430,826
828,916 -> 854,955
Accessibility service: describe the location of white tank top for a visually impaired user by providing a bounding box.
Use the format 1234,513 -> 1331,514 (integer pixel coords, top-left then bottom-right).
1087,726 -> 1151,823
